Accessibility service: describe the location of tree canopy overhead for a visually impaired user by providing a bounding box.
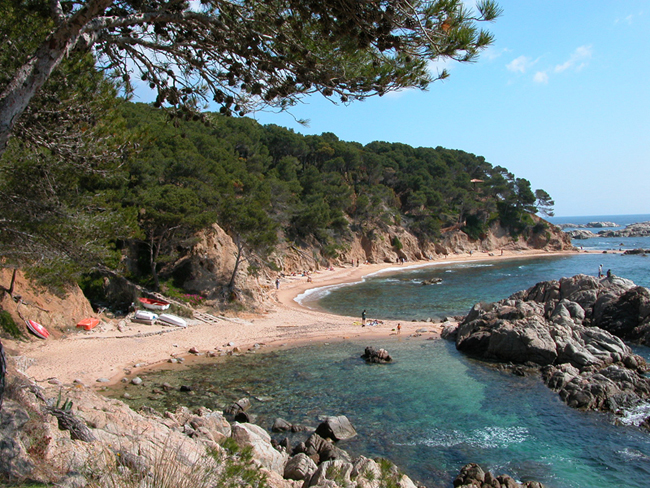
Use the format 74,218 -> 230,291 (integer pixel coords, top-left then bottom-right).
0,0 -> 501,155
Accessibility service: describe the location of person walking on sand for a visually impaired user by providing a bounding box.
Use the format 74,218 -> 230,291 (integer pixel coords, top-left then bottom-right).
397,323 -> 401,334
275,277 -> 280,289
362,309 -> 367,326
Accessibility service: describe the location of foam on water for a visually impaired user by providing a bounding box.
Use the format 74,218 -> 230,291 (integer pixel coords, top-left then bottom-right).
401,426 -> 530,449
619,403 -> 650,427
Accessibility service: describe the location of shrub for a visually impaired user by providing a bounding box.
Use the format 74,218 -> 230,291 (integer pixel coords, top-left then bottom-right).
0,309 -> 23,338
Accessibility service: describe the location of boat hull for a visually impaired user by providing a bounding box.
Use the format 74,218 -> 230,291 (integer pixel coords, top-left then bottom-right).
138,297 -> 170,311
158,313 -> 187,328
26,319 -> 49,339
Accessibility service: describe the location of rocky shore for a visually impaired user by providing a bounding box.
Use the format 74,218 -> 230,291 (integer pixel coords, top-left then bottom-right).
443,274 -> 650,425
0,355 -> 549,487
565,221 -> 650,239
559,221 -> 618,229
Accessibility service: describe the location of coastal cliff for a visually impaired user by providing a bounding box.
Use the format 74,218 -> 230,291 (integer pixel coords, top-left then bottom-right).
154,216 -> 571,310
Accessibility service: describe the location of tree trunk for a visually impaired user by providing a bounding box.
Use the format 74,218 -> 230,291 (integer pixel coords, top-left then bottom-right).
149,234 -> 160,291
228,235 -> 245,290
0,0 -> 113,156
0,339 -> 6,412
8,269 -> 17,296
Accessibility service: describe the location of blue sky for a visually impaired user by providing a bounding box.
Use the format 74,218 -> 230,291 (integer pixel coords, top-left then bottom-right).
129,1 -> 650,217
247,1 -> 650,218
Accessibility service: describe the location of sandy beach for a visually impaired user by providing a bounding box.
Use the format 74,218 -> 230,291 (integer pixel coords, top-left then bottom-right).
10,249 -> 577,387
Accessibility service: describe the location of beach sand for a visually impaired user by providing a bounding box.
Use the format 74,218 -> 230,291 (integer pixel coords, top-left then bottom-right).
10,249 -> 578,387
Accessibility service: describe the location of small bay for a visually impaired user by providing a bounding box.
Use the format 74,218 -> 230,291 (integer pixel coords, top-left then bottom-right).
109,214 -> 650,488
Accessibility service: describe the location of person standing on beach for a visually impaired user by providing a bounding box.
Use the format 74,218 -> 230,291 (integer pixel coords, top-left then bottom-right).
397,323 -> 401,334
362,309 -> 367,326
275,277 -> 280,289
598,264 -> 603,278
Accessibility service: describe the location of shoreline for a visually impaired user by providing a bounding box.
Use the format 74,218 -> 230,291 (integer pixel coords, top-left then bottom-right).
11,248 -> 581,387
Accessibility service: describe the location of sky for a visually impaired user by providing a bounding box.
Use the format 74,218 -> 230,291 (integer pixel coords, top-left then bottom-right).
248,0 -> 650,218
129,1 -> 650,217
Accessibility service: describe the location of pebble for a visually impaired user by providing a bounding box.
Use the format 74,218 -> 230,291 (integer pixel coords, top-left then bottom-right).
168,358 -> 178,363
177,357 -> 185,363
96,378 -> 110,383
73,379 -> 85,386
131,377 -> 143,386
123,392 -> 131,399
121,378 -> 129,383
48,378 -> 62,385
189,346 -> 200,354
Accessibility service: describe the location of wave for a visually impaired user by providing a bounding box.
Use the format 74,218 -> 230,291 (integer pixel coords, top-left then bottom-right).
396,426 -> 530,449
617,403 -> 650,427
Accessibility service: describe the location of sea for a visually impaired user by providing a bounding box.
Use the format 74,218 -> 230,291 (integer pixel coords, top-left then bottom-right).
108,214 -> 650,488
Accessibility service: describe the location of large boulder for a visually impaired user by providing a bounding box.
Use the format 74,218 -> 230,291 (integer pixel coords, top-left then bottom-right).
314,416 -> 357,442
284,453 -> 318,482
231,422 -> 289,475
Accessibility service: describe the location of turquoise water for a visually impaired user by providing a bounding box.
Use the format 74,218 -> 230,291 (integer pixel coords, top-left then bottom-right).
303,254 -> 650,321
112,339 -> 650,488
111,215 -> 650,487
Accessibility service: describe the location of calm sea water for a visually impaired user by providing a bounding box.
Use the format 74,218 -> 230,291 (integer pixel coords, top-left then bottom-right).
109,214 -> 650,488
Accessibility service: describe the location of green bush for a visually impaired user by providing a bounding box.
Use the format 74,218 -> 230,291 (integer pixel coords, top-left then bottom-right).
0,309 -> 23,338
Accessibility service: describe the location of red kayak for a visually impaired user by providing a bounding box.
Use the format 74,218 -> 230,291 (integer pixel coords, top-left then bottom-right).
76,318 -> 100,330
138,297 -> 170,311
25,319 -> 49,339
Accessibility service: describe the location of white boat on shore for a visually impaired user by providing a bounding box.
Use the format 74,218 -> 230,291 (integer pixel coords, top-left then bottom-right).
158,313 -> 187,328
132,310 -> 158,325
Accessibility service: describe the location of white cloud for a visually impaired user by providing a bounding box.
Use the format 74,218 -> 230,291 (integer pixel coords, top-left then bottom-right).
484,46 -> 510,61
506,55 -> 532,74
554,45 -> 592,73
533,71 -> 549,84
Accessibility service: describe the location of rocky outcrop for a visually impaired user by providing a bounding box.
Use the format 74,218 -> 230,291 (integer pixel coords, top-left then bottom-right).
454,463 -> 545,488
361,346 -> 393,364
564,221 -> 650,239
598,221 -> 650,238
565,229 -> 597,239
559,222 -> 618,229
453,274 -> 650,420
0,269 -> 95,336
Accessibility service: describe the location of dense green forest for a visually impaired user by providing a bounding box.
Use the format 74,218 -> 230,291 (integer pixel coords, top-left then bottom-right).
116,102 -> 552,286
0,97 -> 554,293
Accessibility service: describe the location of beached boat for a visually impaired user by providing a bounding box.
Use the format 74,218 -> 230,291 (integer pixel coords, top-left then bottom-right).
138,297 -> 170,311
132,310 -> 158,325
76,318 -> 100,330
158,313 -> 187,328
25,319 -> 49,339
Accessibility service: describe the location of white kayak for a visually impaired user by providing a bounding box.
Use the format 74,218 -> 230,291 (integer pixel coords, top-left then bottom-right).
158,313 -> 187,328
